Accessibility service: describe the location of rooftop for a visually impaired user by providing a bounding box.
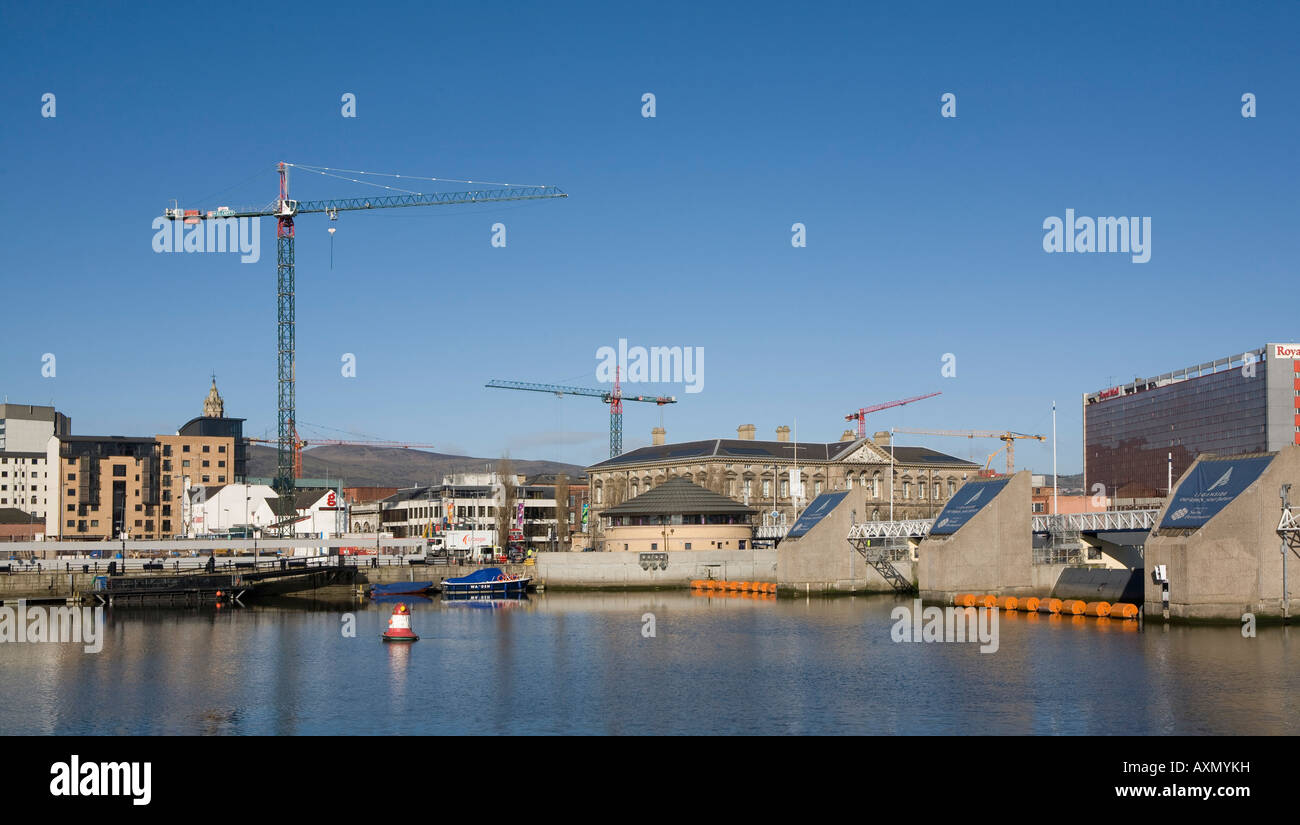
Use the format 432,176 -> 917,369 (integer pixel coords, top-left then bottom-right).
602,477 -> 757,517
590,437 -> 978,469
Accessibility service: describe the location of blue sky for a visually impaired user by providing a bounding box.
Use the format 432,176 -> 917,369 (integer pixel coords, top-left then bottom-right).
2,1 -> 1296,473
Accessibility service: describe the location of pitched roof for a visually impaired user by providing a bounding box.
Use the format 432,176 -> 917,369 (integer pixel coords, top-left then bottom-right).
589,437 -> 978,469
602,477 -> 757,517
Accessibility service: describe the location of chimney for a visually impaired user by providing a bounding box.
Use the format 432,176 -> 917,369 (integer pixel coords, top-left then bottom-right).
652,427 -> 666,446
776,425 -> 790,443
737,424 -> 756,441
840,430 -> 856,442
873,430 -> 891,446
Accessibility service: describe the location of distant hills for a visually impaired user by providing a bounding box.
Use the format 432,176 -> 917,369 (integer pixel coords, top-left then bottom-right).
246,444 -> 586,488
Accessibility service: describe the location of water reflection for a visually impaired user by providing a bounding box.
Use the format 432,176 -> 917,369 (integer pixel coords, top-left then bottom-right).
0,592 -> 1293,735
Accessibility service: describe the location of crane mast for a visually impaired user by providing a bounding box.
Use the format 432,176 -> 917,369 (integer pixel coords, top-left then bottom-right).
165,161 -> 567,526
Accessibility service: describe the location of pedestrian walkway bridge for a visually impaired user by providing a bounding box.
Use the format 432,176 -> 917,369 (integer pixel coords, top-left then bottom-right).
845,509 -> 1160,541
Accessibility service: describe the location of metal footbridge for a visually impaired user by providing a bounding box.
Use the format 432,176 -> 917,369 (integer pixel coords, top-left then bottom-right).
843,510 -> 1160,593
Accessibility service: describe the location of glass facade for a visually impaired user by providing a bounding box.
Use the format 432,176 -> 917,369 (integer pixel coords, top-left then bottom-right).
1084,368 -> 1267,498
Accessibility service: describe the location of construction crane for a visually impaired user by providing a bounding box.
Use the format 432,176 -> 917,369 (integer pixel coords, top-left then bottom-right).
890,427 -> 1046,475
163,162 -> 566,513
845,392 -> 942,439
486,372 -> 677,458
247,434 -> 437,480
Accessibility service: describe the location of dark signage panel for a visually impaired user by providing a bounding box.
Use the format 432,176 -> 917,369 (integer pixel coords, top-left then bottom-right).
787,492 -> 847,539
929,478 -> 1009,536
1160,455 -> 1274,529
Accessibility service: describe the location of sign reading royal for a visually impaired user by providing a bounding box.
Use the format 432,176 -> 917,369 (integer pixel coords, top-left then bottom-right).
1160,455 -> 1274,529
1272,343 -> 1300,359
929,478 -> 1010,536
787,492 -> 847,539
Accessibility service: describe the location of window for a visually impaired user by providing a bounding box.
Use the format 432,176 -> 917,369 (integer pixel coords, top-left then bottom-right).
218,445 -> 226,453
762,479 -> 771,497
781,479 -> 789,497
903,481 -> 911,499
183,460 -> 191,468
684,542 -> 692,550
202,445 -> 210,453
202,475 -> 210,483
182,445 -> 190,453
650,543 -> 658,550
202,461 -> 210,468
846,475 -> 854,490
67,473 -> 75,481
112,465 -> 126,477
814,480 -> 823,496
218,461 -> 225,468
67,504 -> 74,512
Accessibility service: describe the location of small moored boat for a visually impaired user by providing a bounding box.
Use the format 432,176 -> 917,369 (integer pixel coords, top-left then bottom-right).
368,581 -> 435,597
440,567 -> 530,596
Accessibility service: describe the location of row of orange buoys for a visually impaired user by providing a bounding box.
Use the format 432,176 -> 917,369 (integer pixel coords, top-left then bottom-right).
954,594 -> 1140,621
691,580 -> 777,594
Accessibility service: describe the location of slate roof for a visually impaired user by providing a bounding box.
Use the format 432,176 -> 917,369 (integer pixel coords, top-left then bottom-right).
602,477 -> 757,517
589,438 -> 978,469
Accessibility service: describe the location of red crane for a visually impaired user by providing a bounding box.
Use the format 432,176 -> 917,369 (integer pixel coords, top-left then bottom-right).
845,392 -> 942,439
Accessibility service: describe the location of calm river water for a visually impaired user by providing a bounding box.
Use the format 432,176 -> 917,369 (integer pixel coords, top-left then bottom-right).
1,591 -> 1295,735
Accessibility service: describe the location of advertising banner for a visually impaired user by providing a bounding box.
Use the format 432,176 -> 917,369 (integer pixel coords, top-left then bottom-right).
930,478 -> 1010,536
787,492 -> 847,539
1160,455 -> 1274,529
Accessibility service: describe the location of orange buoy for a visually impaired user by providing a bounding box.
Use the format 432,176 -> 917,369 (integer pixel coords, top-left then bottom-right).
1060,599 -> 1086,615
726,580 -> 741,591
1110,602 -> 1139,620
382,602 -> 419,643
954,593 -> 977,607
1037,598 -> 1062,614
1085,601 -> 1111,617
997,596 -> 1019,611
1021,596 -> 1041,612
978,594 -> 998,609
690,580 -> 706,589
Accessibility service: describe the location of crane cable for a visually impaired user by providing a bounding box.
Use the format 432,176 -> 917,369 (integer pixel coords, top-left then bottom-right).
286,163 -> 554,195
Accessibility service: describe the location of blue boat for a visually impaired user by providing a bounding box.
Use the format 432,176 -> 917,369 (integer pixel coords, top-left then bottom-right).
368,581 -> 435,597
440,568 -> 530,596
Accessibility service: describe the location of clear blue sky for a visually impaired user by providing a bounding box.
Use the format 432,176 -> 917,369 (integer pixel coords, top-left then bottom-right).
2,1 -> 1296,473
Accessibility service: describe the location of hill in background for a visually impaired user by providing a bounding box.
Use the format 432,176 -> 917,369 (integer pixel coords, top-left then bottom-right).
247,444 -> 585,488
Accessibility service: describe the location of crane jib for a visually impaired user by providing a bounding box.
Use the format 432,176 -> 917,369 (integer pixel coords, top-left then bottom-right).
162,187 -> 567,220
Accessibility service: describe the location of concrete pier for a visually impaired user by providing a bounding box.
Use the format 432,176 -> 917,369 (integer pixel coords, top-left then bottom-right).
1144,446 -> 1300,622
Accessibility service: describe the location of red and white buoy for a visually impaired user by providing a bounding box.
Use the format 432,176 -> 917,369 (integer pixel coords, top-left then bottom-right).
381,602 -> 419,643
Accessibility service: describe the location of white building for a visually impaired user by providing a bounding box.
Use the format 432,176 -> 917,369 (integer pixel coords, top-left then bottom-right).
188,483 -> 346,541
0,404 -> 69,522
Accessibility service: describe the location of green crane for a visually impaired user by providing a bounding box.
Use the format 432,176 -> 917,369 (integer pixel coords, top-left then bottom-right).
164,162 -> 566,519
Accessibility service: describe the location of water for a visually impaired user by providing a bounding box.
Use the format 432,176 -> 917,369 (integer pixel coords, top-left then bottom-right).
1,592 -> 1295,735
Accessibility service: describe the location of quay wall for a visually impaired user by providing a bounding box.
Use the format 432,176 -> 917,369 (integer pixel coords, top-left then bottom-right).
536,550 -> 776,589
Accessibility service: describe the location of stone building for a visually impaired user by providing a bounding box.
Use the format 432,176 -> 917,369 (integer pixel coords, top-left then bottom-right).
586,425 -> 980,550
602,477 -> 755,553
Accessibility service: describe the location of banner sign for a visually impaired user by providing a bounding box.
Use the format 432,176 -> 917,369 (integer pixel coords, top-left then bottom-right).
1160,455 -> 1274,529
787,492 -> 846,539
581,503 -> 589,528
930,478 -> 1009,536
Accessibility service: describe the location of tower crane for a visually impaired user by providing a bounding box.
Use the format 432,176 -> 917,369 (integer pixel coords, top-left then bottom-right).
486,372 -> 677,458
844,392 -> 942,439
163,162 -> 566,516
890,427 -> 1046,475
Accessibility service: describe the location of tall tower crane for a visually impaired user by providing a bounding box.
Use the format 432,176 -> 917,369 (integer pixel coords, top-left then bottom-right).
164,162 -> 566,511
486,373 -> 677,458
890,427 -> 1046,475
844,392 -> 942,439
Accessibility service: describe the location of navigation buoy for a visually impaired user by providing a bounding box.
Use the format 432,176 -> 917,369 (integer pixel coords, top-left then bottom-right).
382,602 -> 419,643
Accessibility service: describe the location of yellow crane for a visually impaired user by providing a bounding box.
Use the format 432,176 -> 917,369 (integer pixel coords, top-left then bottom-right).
890,428 -> 1046,475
